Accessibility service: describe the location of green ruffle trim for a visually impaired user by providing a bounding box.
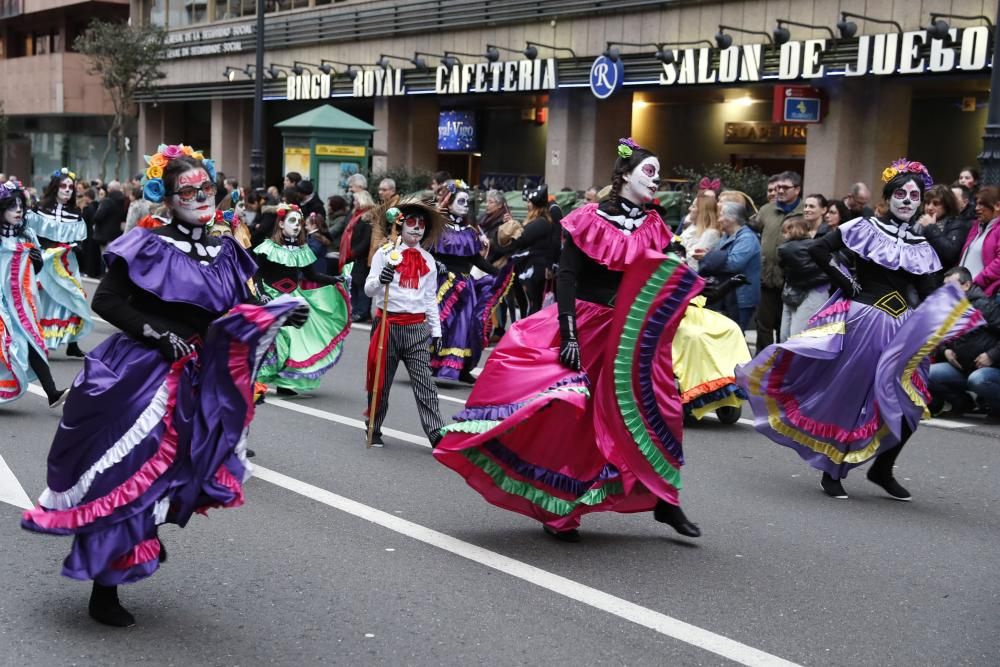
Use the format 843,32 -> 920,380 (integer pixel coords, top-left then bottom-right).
612,256 -> 683,490
253,239 -> 317,267
461,449 -> 624,517
441,419 -> 501,434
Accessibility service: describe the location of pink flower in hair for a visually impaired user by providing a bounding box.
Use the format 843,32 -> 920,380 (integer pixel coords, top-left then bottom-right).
161,144 -> 183,160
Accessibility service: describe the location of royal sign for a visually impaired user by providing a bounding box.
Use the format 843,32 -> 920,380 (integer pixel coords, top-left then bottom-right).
659,26 -> 991,86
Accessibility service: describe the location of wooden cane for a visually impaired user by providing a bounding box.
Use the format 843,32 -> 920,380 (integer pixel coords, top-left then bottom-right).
366,232 -> 401,448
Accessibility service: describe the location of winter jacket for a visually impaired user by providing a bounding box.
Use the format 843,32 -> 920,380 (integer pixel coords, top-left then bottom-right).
91,191 -> 127,243
750,199 -> 803,289
699,224 -> 761,309
944,285 -> 1000,371
777,239 -> 827,289
923,216 -> 973,270
960,217 -> 1000,295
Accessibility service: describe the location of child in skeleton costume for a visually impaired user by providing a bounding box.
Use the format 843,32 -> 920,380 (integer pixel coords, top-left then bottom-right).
430,179 -> 513,384
434,139 -> 704,542
23,167 -> 92,357
210,188 -> 253,250
0,179 -> 68,407
21,146 -> 308,628
254,203 -> 350,396
736,160 -> 981,500
364,201 -> 447,447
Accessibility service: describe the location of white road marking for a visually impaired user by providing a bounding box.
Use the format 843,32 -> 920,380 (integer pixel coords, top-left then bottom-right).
0,453 -> 32,510
263,397 -> 431,448
437,393 -> 467,405
252,464 -> 800,667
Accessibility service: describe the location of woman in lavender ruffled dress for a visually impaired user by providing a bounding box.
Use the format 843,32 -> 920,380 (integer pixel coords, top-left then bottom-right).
21,145 -> 308,627
737,160 -> 981,500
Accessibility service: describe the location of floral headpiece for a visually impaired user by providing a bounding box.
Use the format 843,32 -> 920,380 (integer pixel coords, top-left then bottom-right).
213,209 -> 237,226
275,203 -> 302,220
444,179 -> 469,194
881,158 -> 933,190
617,137 -> 641,159
141,143 -> 214,204
0,178 -> 24,203
52,167 -> 77,181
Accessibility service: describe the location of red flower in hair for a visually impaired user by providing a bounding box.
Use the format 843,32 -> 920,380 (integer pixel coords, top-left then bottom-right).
277,208 -> 287,219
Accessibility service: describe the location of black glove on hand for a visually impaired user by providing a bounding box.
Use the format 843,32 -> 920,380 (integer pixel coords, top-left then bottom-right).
379,263 -> 396,285
558,313 -> 581,371
287,303 -> 310,328
142,323 -> 195,361
28,247 -> 44,272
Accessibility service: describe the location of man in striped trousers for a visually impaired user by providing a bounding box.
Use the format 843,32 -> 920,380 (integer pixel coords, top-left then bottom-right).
364,201 -> 446,448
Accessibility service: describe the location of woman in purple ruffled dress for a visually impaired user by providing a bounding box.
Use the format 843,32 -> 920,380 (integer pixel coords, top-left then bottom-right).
21,146 -> 308,627
737,160 -> 981,500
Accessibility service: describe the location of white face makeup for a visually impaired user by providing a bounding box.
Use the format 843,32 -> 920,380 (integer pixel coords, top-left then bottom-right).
57,178 -> 74,205
2,197 -> 23,226
889,180 -> 921,222
450,191 -> 470,217
401,215 -> 426,247
169,168 -> 214,226
280,211 -> 302,239
621,157 -> 661,204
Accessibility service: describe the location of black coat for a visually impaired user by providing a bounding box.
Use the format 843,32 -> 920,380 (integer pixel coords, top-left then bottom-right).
923,216 -> 973,270
300,195 -> 325,222
91,191 -> 127,243
777,239 -> 827,289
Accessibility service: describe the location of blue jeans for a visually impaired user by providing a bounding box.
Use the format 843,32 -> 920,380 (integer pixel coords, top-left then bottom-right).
928,362 -> 1000,414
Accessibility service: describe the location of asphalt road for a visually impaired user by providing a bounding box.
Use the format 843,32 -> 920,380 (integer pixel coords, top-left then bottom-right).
1,281 -> 999,666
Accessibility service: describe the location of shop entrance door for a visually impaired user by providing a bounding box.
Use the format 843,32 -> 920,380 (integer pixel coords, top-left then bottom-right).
318,160 -> 359,198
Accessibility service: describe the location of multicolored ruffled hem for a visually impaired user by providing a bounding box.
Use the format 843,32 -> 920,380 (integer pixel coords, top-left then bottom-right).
435,251 -> 702,530
21,298 -> 301,585
36,245 -> 93,348
1,239 -> 45,404
257,282 -> 350,391
736,284 -> 982,477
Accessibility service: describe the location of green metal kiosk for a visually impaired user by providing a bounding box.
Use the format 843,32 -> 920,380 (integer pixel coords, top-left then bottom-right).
275,105 -> 376,197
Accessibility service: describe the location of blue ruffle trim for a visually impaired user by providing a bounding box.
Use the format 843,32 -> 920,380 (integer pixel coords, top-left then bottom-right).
454,374 -> 590,422
686,384 -> 747,412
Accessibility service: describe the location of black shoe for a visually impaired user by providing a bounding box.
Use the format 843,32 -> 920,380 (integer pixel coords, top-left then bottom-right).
48,388 -> 69,409
158,538 -> 167,563
458,371 -> 477,385
866,469 -> 911,501
429,429 -> 443,448
66,343 -> 86,358
245,448 -> 256,458
821,472 -> 848,499
368,433 -> 384,447
543,525 -> 581,542
88,583 -> 136,628
653,500 -> 702,537
275,387 -> 297,397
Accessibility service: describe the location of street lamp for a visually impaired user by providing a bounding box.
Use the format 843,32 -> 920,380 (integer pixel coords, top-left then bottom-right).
376,54 -> 412,69
772,19 -> 837,45
222,66 -> 243,81
654,40 -> 715,65
836,12 -> 903,40
715,25 -> 773,50
320,59 -> 360,79
601,41 -> 660,62
485,43 -> 522,62
978,1 -> 1000,185
266,63 -> 293,79
443,50 -> 484,68
412,51 -> 446,70
926,13 -> 993,41
523,41 -> 577,60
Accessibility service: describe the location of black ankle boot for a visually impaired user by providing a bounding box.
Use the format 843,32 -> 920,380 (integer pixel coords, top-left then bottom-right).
276,387 -> 297,397
821,472 -> 848,499
543,525 -> 581,542
866,468 -> 911,501
66,342 -> 85,358
653,500 -> 701,537
88,583 -> 135,627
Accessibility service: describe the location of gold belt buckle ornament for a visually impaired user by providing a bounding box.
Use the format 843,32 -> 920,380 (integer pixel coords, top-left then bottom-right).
873,290 -> 908,318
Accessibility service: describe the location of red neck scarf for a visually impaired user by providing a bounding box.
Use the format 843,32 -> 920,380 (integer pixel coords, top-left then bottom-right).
397,247 -> 430,289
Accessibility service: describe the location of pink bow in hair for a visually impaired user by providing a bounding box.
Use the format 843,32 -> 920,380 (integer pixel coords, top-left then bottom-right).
698,177 -> 721,192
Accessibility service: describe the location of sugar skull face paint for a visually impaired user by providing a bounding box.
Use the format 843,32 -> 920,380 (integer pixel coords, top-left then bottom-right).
169,168 -> 214,225
889,179 -> 921,222
401,214 -> 426,247
280,211 -> 303,240
57,178 -> 74,205
621,157 -> 660,204
450,191 -> 469,217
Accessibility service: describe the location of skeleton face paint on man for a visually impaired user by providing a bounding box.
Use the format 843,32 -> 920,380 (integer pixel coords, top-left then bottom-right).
400,213 -> 426,247
620,157 -> 661,204
280,210 -> 303,241
450,191 -> 470,219
57,178 -> 75,205
889,179 -> 921,223
169,167 -> 215,226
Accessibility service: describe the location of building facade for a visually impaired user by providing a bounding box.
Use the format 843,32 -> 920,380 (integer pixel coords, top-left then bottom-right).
134,0 -> 994,198
0,0 -> 132,188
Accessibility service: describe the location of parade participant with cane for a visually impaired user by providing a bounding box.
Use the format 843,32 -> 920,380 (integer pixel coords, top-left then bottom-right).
364,200 -> 447,448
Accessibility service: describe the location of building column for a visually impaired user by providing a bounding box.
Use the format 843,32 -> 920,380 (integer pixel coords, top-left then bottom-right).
211,97 -> 252,187
804,79 -> 912,198
545,89 -> 632,191
373,97 -> 439,175
137,102 -> 163,159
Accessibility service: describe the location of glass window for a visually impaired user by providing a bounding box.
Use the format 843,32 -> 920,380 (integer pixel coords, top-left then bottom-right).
34,33 -> 51,55
150,0 -> 166,27
215,0 -> 256,20
168,0 -> 207,27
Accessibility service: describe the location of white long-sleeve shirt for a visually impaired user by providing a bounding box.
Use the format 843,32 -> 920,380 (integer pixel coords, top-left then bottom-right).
364,244 -> 441,337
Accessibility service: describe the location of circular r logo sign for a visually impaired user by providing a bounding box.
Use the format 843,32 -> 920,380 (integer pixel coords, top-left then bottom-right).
589,55 -> 624,100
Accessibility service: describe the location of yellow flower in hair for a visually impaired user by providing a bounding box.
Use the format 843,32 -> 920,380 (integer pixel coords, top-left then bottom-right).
881,166 -> 899,183
149,153 -> 168,169
146,165 -> 164,180
191,151 -> 204,161
181,145 -> 194,156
